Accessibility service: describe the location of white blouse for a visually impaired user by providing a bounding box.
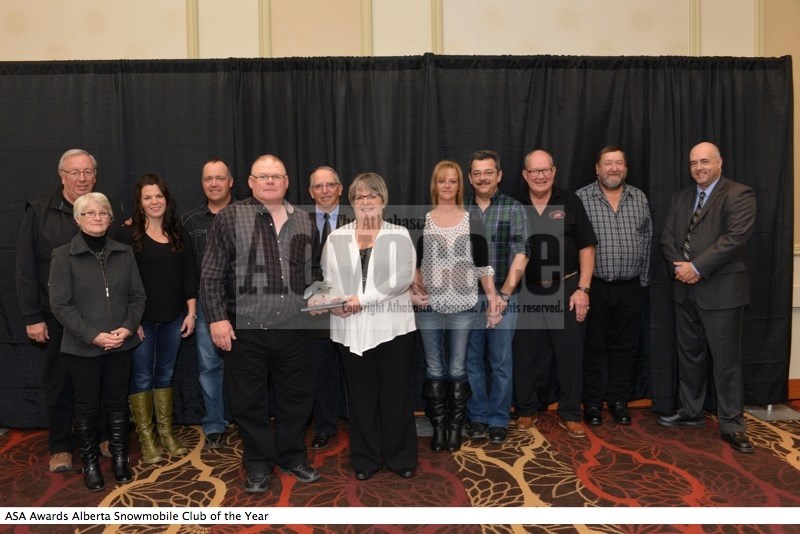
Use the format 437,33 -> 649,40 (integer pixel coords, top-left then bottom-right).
321,220 -> 416,356
419,211 -> 494,314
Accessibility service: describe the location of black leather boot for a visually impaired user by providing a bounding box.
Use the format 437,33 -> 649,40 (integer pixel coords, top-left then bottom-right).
446,380 -> 472,452
107,410 -> 132,484
75,416 -> 105,492
423,380 -> 447,452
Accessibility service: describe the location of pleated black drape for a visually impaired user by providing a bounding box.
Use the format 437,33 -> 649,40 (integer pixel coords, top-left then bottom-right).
0,54 -> 792,426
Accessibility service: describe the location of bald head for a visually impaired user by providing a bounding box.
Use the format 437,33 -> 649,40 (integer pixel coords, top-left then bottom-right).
689,142 -> 723,188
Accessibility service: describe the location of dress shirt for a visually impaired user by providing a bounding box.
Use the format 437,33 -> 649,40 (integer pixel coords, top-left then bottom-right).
466,190 -> 529,291
200,197 -> 320,325
576,181 -> 652,286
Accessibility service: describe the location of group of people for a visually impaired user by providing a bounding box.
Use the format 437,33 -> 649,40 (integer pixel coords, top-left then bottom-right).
16,140 -> 756,494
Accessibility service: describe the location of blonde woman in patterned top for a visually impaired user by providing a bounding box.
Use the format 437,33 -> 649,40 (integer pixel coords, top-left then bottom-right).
411,160 -> 501,452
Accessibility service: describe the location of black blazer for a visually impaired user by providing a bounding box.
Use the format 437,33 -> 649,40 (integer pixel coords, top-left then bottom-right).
660,176 -> 756,310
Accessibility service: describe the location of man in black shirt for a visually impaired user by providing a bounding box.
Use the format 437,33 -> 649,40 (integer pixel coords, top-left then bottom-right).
513,149 -> 597,439
181,158 -> 235,449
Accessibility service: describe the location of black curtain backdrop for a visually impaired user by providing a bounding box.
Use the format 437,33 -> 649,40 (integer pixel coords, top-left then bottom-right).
0,54 -> 792,427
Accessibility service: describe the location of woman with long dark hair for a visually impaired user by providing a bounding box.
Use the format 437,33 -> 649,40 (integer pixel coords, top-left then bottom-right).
119,173 -> 197,463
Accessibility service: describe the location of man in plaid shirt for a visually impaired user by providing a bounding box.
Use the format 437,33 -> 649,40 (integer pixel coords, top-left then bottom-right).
576,146 -> 652,427
464,150 -> 529,445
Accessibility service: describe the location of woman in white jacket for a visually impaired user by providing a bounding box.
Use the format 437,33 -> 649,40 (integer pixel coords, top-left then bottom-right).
314,172 -> 417,481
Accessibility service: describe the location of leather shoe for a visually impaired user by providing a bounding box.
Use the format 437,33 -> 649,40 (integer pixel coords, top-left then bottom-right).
394,468 -> 415,478
355,466 -> 381,480
722,432 -> 754,454
466,422 -> 488,440
558,418 -> 586,438
516,415 -> 535,431
244,473 -> 270,493
658,412 -> 705,427
487,426 -> 507,444
583,404 -> 603,426
280,463 -> 320,483
204,432 -> 223,449
610,401 -> 631,425
310,432 -> 333,449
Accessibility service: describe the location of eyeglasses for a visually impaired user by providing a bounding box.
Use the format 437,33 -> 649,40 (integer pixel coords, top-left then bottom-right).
81,210 -> 111,219
60,169 -> 96,179
469,170 -> 498,179
525,167 -> 554,177
352,193 -> 381,202
250,174 -> 287,182
311,182 -> 340,191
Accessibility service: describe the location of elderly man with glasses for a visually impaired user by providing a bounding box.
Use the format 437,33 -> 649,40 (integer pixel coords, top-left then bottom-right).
16,149 -> 108,473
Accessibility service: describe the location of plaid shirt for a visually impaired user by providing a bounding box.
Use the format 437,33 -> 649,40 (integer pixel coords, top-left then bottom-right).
576,181 -> 652,286
467,190 -> 529,290
200,197 -> 320,325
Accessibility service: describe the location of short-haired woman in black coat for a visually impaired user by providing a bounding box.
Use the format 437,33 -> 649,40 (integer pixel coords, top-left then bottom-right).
49,192 -> 146,491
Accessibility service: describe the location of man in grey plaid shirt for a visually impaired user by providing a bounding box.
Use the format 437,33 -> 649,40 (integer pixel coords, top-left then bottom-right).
576,146 -> 652,426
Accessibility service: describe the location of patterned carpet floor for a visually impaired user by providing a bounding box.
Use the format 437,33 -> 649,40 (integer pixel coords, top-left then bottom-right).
1,403 -> 799,534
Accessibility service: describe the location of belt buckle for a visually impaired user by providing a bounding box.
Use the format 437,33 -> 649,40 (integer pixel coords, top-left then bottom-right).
540,280 -> 553,288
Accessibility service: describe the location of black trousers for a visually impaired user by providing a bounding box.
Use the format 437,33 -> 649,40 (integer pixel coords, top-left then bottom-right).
309,337 -> 340,436
513,275 -> 585,422
582,278 -> 645,405
64,350 -> 132,420
339,333 -> 418,472
224,328 -> 313,475
43,313 -> 75,454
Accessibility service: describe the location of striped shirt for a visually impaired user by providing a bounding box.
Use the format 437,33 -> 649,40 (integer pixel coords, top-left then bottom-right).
576,181 -> 652,286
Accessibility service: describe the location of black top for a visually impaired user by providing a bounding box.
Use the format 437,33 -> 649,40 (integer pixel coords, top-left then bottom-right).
117,225 -> 197,322
521,187 -> 597,284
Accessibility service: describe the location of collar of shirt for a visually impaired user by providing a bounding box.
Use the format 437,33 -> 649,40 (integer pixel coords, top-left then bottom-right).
695,177 -> 721,208
316,205 -> 340,231
590,180 -> 630,205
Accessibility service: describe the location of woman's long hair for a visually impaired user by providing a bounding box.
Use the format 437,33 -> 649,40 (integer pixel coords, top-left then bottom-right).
131,173 -> 184,254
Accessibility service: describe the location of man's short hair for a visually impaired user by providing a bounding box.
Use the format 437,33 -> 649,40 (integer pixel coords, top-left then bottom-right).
596,145 -> 626,164
202,158 -> 231,175
469,150 -> 501,171
309,166 -> 341,187
59,149 -> 97,172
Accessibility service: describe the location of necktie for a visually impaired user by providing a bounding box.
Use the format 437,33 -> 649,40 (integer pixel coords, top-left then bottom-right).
321,212 -> 331,246
682,191 -> 705,260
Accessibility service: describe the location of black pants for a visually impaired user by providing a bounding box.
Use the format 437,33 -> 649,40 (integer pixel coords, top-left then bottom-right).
309,337 -> 340,436
63,350 -> 132,420
513,275 -> 585,422
582,278 -> 645,405
339,333 -> 417,472
224,328 -> 313,475
43,314 -> 74,454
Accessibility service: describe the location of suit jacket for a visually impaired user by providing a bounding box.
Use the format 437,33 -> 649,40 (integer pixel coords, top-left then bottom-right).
660,176 -> 756,310
305,207 -> 354,337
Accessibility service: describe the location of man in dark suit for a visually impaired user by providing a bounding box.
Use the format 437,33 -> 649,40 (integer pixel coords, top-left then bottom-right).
306,165 -> 349,449
659,141 -> 756,454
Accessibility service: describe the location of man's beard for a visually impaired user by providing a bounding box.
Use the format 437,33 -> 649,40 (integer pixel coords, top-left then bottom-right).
599,175 -> 623,190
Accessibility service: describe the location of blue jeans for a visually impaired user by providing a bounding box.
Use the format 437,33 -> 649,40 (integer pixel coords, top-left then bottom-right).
196,301 -> 228,435
130,314 -> 184,394
465,294 -> 518,428
415,307 -> 475,382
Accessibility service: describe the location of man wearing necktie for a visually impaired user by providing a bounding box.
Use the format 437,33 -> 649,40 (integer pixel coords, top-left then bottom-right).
659,142 -> 757,454
307,166 -> 346,449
